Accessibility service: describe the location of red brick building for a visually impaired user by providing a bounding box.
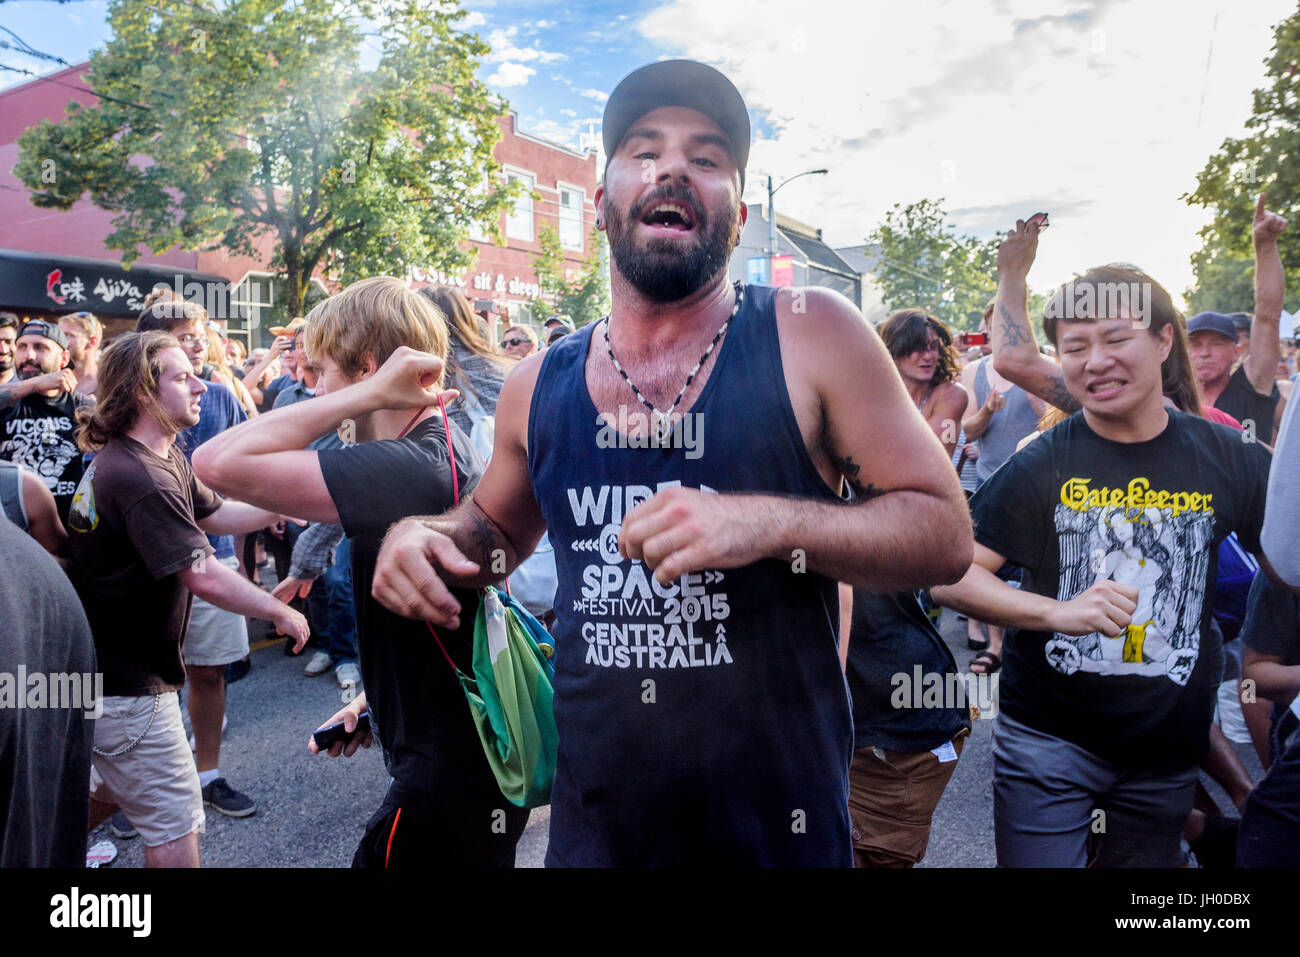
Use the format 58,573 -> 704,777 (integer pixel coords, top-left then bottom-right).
0,64 -> 599,345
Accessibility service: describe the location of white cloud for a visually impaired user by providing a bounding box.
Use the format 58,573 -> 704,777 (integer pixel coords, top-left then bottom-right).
535,19 -> 556,29
561,108 -> 578,116
637,0 -> 1297,303
461,11 -> 487,28
486,27 -> 566,64
486,62 -> 536,87
578,87 -> 608,103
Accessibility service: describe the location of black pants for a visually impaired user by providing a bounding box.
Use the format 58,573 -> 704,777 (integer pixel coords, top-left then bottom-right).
352,788 -> 530,868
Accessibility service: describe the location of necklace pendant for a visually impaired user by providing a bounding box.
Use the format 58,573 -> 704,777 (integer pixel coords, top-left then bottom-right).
652,409 -> 674,439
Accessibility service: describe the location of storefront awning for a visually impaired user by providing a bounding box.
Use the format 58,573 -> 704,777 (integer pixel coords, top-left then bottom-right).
0,248 -> 230,318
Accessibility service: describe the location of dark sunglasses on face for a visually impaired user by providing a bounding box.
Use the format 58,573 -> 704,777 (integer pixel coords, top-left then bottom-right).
501,337 -> 529,349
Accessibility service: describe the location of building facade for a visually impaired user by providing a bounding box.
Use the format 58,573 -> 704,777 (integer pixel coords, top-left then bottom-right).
728,204 -> 863,310
0,64 -> 599,345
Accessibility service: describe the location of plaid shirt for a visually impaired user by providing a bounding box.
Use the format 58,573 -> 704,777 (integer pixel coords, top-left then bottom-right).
288,521 -> 345,580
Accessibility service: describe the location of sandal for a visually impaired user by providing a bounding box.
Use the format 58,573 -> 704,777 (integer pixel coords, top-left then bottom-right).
969,650 -> 1002,674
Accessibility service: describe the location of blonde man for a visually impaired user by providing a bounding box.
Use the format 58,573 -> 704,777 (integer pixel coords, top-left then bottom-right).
58,311 -> 102,397
195,277 -> 530,868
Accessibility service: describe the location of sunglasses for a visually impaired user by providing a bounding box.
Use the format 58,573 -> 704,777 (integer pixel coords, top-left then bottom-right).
501,337 -> 529,348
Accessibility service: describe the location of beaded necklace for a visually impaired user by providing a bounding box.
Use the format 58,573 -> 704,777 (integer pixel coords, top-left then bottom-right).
602,281 -> 743,438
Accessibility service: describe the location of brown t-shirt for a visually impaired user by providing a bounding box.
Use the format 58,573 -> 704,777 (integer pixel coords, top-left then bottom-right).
66,436 -> 221,696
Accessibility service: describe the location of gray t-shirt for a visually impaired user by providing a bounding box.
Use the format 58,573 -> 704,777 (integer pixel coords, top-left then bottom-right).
973,359 -> 1041,482
0,516 -> 97,867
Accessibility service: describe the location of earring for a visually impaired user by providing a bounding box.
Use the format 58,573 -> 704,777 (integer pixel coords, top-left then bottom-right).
596,217 -> 603,229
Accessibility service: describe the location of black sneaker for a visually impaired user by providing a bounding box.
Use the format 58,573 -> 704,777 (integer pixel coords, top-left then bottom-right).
109,810 -> 138,839
201,778 -> 257,818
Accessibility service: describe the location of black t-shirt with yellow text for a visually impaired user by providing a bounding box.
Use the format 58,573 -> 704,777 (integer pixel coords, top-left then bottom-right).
970,410 -> 1270,771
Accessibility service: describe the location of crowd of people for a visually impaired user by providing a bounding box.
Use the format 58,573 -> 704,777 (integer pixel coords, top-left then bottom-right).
2,57 -> 1299,870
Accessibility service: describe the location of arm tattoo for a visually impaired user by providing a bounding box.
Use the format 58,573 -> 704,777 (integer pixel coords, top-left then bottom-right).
1042,373 -> 1081,414
0,382 -> 23,412
465,505 -> 502,570
838,455 -> 884,501
997,303 -> 1032,351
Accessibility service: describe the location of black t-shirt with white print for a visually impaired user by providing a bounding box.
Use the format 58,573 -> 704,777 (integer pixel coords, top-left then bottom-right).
318,414 -> 497,800
0,390 -> 92,525
970,410 -> 1270,771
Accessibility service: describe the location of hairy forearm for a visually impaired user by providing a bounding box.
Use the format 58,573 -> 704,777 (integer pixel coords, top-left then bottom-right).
772,490 -> 973,591
199,501 -> 282,536
405,496 -> 538,588
931,563 -> 1060,630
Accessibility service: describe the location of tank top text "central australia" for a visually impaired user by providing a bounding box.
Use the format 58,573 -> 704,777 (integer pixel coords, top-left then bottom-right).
528,283 -> 853,866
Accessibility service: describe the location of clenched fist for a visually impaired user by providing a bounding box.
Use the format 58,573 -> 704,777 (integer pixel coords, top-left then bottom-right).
1053,580 -> 1139,638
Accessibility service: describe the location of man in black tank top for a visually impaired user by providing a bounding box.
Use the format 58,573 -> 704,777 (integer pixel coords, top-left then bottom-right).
369,59 -> 973,866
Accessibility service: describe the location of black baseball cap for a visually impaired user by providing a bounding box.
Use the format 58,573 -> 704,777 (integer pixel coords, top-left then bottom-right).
602,59 -> 751,190
1227,312 -> 1253,333
1186,312 -> 1238,342
18,320 -> 68,350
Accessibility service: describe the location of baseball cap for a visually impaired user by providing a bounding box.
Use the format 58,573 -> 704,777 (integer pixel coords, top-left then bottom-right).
1227,312 -> 1253,333
543,315 -> 575,332
602,59 -> 751,190
1187,312 -> 1238,342
18,320 -> 68,350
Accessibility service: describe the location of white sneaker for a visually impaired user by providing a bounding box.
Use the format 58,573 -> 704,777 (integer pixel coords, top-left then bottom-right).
304,651 -> 333,677
335,662 -> 361,688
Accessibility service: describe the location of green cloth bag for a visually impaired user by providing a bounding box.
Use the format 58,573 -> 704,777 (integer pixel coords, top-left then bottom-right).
455,585 -> 557,809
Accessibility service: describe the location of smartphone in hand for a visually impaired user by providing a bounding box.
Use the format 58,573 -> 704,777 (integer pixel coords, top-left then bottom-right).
312,711 -> 371,751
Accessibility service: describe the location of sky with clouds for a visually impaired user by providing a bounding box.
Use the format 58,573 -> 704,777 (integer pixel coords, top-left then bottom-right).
2,0 -> 1296,302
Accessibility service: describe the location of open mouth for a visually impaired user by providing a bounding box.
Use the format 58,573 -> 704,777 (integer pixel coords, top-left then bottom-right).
1087,378 -> 1126,397
640,201 -> 696,233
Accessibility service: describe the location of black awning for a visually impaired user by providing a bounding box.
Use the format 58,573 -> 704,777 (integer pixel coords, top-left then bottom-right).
0,248 -> 230,318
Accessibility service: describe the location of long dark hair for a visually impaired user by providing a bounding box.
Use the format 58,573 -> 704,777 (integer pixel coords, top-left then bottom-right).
77,331 -> 183,451
1042,264 -> 1201,415
878,308 -> 961,385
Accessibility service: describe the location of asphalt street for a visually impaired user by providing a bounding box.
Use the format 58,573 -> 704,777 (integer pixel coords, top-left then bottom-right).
91,605 -> 1260,868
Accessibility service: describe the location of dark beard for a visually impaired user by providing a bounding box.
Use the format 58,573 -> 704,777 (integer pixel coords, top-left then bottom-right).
605,186 -> 739,304
16,363 -> 48,380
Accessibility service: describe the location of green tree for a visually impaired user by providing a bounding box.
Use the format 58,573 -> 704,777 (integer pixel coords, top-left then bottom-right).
865,198 -> 998,331
15,0 -> 516,321
1184,6 -> 1300,308
532,223 -> 610,327
1184,252 -> 1255,316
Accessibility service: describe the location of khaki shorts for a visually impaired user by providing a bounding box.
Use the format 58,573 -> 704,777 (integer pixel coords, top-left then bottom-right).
89,692 -> 203,847
848,729 -> 966,868
183,556 -> 250,667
